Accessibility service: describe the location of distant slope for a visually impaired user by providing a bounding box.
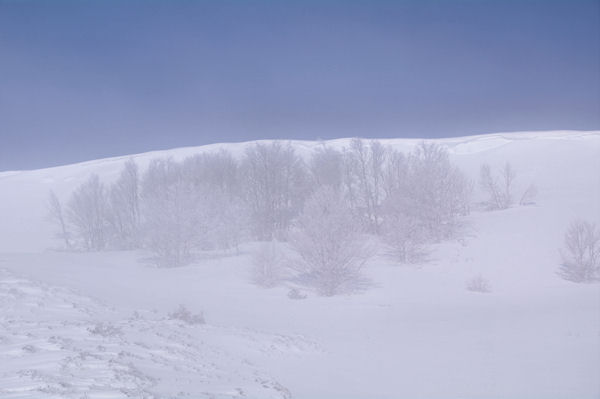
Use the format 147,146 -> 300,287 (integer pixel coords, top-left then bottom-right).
0,130 -> 598,252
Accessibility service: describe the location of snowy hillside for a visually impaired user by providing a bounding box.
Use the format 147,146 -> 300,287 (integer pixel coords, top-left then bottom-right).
0,130 -> 599,398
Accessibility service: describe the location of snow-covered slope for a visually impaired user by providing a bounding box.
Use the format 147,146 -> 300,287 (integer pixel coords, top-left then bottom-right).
0,130 -> 598,253
0,130 -> 599,398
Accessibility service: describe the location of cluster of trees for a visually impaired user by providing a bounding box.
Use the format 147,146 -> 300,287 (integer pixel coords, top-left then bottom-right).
49,139 -> 472,295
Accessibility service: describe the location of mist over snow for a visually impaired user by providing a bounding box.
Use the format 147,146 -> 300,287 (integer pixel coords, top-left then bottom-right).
0,130 -> 599,398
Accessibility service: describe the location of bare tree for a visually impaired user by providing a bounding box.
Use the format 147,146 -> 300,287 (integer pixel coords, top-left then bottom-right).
407,142 -> 470,241
559,220 -> 600,283
289,187 -> 372,296
519,183 -> 538,206
141,159 -> 207,267
181,151 -> 248,252
242,141 -> 309,240
501,162 -> 516,206
67,174 -> 109,251
309,145 -> 344,191
182,150 -> 240,197
343,138 -> 387,234
480,162 -> 516,210
206,191 -> 249,253
382,149 -> 408,200
47,190 -> 72,249
381,201 -> 429,263
108,159 -> 141,249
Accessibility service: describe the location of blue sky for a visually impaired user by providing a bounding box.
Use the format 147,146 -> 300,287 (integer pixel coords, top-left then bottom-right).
0,0 -> 599,170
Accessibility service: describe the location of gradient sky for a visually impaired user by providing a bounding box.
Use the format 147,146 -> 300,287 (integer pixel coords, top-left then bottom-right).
1,0 -> 599,170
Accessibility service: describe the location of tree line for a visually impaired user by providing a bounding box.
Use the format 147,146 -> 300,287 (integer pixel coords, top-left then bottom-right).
48,139 -> 470,268
48,138 -> 599,293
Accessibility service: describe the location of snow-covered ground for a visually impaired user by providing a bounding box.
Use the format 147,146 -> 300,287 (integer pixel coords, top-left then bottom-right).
0,130 -> 599,398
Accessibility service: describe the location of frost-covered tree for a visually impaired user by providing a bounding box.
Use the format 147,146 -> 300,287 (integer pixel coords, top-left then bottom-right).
181,151 -> 248,252
67,174 -> 109,251
381,199 -> 429,263
558,220 -> 600,283
182,150 -> 240,197
107,159 -> 141,249
382,149 -> 408,200
405,142 -> 470,241
480,162 -> 516,210
205,191 -> 249,252
141,158 -> 208,267
379,149 -> 429,262
343,138 -> 387,234
290,187 -> 372,296
47,190 -> 72,249
242,141 -> 309,240
309,145 -> 344,191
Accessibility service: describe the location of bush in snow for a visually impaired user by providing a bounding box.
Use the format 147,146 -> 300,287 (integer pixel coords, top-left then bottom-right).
89,322 -> 122,337
466,275 -> 492,293
168,304 -> 205,325
558,220 -> 600,283
289,187 -> 373,296
287,288 -> 307,300
251,240 -> 286,288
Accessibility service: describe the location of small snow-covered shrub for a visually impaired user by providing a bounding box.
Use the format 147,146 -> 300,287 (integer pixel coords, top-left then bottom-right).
287,288 -> 307,300
251,241 -> 286,288
559,220 -> 600,283
168,305 -> 205,325
89,322 -> 122,337
466,275 -> 491,293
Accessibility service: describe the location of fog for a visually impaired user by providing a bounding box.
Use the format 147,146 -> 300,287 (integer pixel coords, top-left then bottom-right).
1,1 -> 599,397
1,132 -> 599,398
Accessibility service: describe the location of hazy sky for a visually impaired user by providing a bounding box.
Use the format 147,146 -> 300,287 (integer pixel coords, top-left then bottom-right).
1,0 -> 599,170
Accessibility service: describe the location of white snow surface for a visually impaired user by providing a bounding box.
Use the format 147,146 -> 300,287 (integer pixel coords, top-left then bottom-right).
0,130 -> 599,398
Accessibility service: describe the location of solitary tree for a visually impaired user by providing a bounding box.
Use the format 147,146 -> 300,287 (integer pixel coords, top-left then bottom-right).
558,220 -> 600,283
